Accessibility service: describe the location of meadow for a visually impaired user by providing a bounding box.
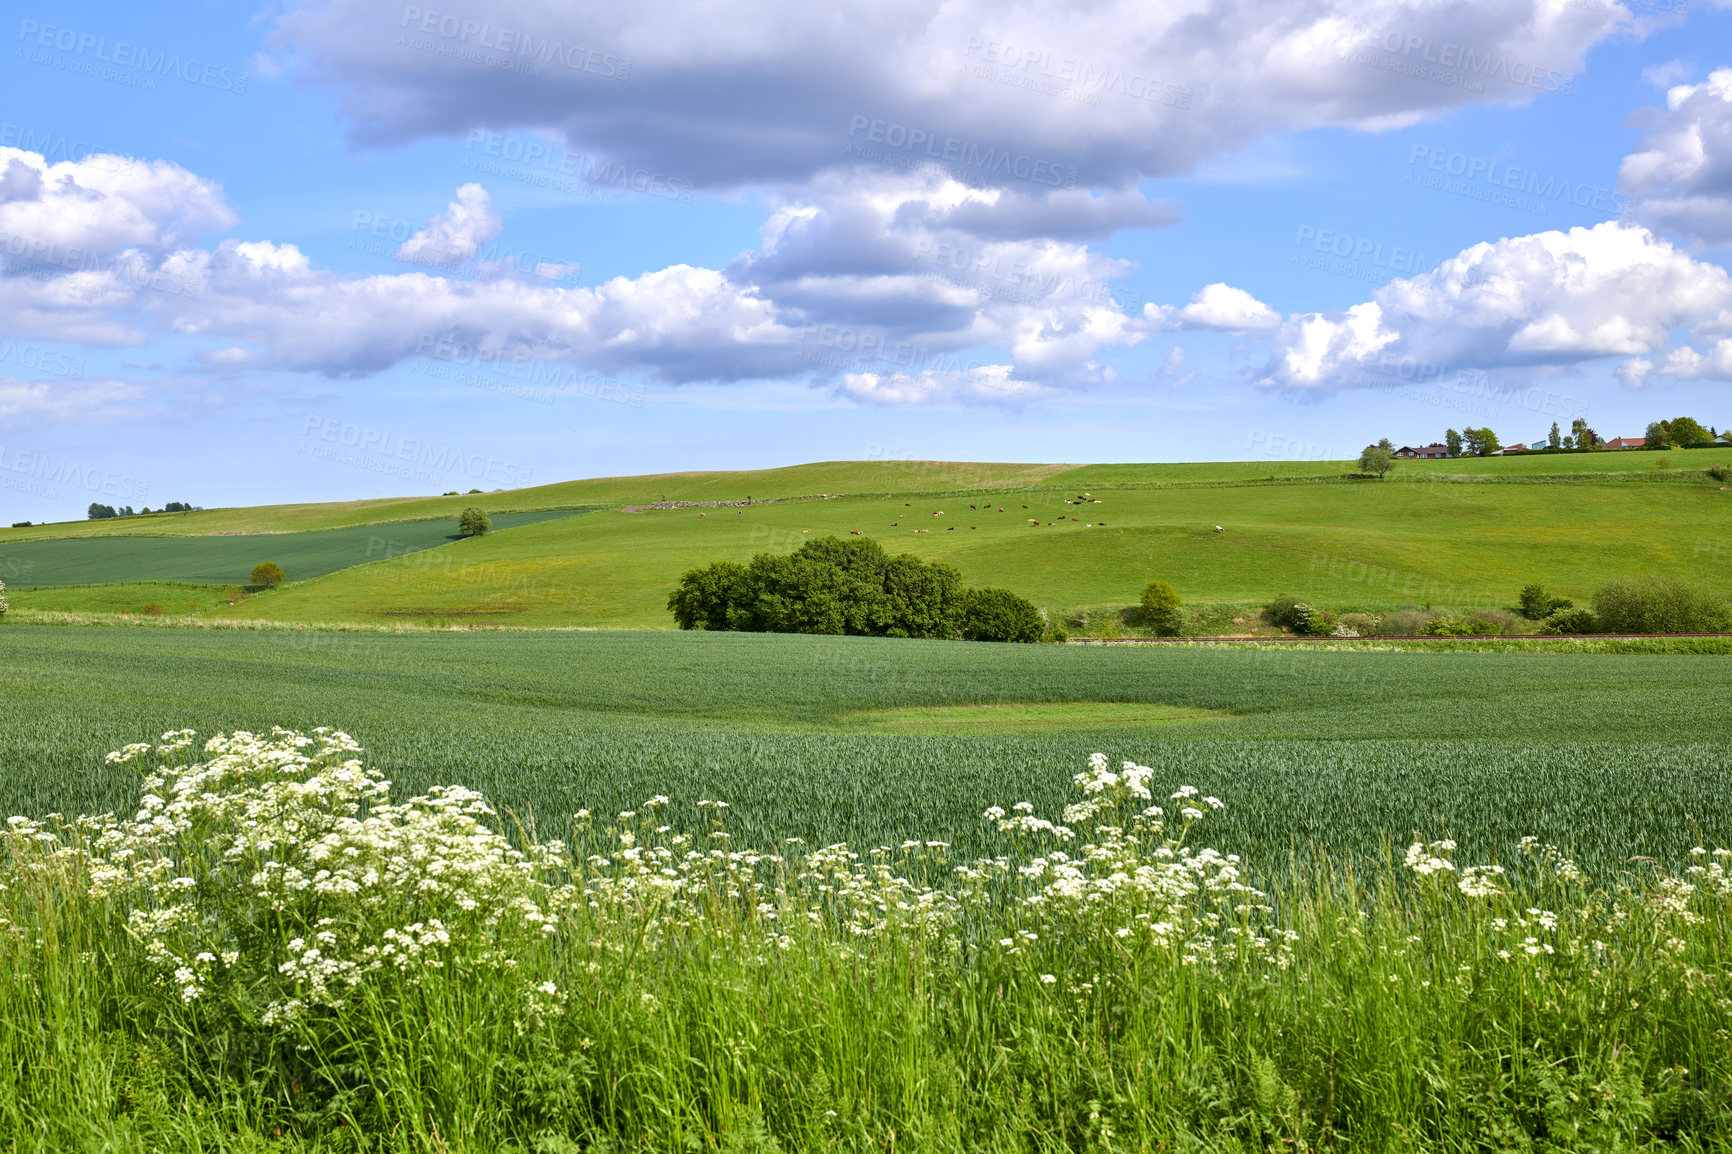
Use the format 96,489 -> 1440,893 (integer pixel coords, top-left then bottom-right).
4,450 -> 1730,628
0,509 -> 587,588
5,625 -> 1732,1149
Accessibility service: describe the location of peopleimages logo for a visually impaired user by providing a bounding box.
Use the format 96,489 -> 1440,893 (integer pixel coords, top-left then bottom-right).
300,416 -> 535,486
0,445 -> 147,501
16,20 -> 249,93
399,7 -> 631,78
1343,25 -> 1574,95
1405,145 -> 1630,216
846,116 -> 1078,188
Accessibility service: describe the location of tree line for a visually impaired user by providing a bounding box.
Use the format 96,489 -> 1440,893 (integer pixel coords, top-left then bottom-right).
668,536 -> 1052,642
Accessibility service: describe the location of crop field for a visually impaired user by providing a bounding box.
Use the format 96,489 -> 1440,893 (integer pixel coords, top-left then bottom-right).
4,624 -> 1729,881
6,452 -> 1731,628
0,509 -> 587,588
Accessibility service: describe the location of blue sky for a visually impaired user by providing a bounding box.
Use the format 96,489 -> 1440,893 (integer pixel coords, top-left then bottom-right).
2,0 -> 1731,517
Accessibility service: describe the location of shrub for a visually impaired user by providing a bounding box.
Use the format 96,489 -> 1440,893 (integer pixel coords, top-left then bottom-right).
1139,580 -> 1184,636
1657,456 -> 1672,470
1375,609 -> 1434,636
1471,609 -> 1526,635
1419,614 -> 1502,637
222,585 -> 247,605
142,602 -> 165,617
1539,606 -> 1602,635
961,587 -> 1044,643
1336,612 -> 1377,637
1518,584 -> 1572,620
1709,465 -> 1729,482
250,562 -> 285,589
458,507 -> 491,537
1592,577 -> 1732,635
1265,596 -> 1333,636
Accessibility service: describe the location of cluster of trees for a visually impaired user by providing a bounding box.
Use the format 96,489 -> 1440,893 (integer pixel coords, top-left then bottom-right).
1539,418 -> 1602,451
1445,427 -> 1501,457
1645,417 -> 1724,449
1528,578 -> 1731,635
668,536 -> 1049,642
87,501 -> 196,519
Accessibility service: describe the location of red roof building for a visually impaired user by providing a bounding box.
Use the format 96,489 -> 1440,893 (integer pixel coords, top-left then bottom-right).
1395,443 -> 1450,459
1603,437 -> 1644,450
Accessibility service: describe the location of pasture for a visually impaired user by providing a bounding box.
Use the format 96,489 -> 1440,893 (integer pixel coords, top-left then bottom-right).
0,509 -> 587,588
4,451 -> 1731,629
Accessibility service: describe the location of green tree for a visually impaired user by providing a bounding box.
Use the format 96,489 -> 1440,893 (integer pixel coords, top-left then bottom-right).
1357,445 -> 1394,478
1518,584 -> 1572,621
458,507 -> 491,537
1139,580 -> 1184,636
87,503 -> 117,520
960,587 -> 1043,642
1462,427 -> 1501,456
1667,417 -> 1713,446
666,536 -> 968,639
1547,422 -> 1561,450
251,562 -> 285,589
1376,437 -> 1394,452
1445,428 -> 1463,457
666,561 -> 752,630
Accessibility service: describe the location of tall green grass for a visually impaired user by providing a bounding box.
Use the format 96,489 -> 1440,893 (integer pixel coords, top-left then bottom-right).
3,729 -> 1729,1151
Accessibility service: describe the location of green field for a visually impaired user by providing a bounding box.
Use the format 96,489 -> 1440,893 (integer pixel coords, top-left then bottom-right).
0,509 -> 587,588
5,625 -> 1728,880
5,450 -> 1730,628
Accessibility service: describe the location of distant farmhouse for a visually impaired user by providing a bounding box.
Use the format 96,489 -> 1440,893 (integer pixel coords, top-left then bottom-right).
1394,443 -> 1449,459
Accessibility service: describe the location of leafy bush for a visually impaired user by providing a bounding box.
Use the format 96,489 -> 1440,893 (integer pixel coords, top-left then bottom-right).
250,562 -> 285,589
1539,607 -> 1602,635
1139,580 -> 1184,636
1336,612 -> 1377,637
142,602 -> 165,617
1419,614 -> 1503,637
458,507 -> 491,537
1265,594 -> 1329,635
961,587 -> 1044,643
1592,577 -> 1732,635
1709,465 -> 1729,482
668,537 -> 982,639
1374,609 -> 1434,636
1518,584 -> 1573,620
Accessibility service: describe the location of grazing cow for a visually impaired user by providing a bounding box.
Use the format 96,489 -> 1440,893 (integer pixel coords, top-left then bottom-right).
850,530 -> 862,535
1214,525 -> 1224,532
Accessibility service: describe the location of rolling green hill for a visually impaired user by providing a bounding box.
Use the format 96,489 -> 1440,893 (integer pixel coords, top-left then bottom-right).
0,509 -> 588,588
4,449 -> 1729,627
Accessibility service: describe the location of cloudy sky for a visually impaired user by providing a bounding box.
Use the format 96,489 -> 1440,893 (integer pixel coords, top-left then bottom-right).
3,0 -> 1732,515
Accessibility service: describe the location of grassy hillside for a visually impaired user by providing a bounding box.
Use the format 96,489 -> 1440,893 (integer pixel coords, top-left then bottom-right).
6,449 -> 1730,626
0,509 -> 587,587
